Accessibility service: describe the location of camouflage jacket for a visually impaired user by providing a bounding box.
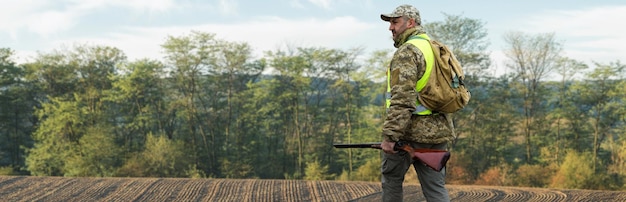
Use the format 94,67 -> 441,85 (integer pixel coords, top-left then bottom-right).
382,27 -> 455,144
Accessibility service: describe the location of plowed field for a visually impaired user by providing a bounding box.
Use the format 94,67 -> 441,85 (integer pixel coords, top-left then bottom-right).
1,176 -> 625,201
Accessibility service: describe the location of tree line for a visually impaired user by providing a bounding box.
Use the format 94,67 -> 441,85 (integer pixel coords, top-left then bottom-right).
0,14 -> 624,190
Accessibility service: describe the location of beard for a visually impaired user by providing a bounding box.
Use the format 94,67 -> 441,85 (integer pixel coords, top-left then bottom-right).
392,21 -> 410,42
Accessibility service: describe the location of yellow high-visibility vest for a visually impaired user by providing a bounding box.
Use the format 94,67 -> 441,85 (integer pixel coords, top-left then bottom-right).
386,34 -> 434,115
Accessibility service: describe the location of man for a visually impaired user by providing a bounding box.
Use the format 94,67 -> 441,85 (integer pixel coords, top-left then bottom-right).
379,4 -> 454,202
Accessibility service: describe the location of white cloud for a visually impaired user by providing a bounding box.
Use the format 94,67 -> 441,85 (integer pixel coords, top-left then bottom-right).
27,11 -> 79,37
115,0 -> 177,12
523,6 -> 626,65
67,0 -> 177,12
218,0 -> 239,15
44,16 -> 376,61
214,16 -> 374,55
0,0 -> 178,38
289,0 -> 306,9
0,0 -> 54,38
308,0 -> 332,10
48,32 -> 165,63
289,0 -> 353,10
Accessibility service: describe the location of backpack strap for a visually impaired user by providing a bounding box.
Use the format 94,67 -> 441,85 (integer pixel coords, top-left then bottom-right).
405,34 -> 435,115
413,36 -> 466,87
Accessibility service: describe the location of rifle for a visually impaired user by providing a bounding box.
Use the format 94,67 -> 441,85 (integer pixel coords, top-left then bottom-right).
333,141 -> 450,172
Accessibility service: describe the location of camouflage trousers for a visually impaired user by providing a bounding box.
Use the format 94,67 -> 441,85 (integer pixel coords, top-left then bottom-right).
381,142 -> 450,202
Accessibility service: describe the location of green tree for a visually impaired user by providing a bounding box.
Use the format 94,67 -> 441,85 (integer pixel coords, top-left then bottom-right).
456,75 -> 521,180
23,51 -> 78,99
240,77 -> 291,178
64,126 -> 121,177
547,57 -> 588,163
350,158 -> 381,182
551,150 -> 595,189
513,163 -> 556,187
25,45 -> 126,176
606,75 -> 626,182
117,134 -> 192,177
424,13 -> 491,78
607,139 -> 626,180
335,49 -> 389,178
26,97 -> 82,175
161,31 -> 263,178
265,47 -> 311,178
161,31 -> 220,176
0,48 -> 35,174
304,158 -> 334,181
25,132 -> 69,176
503,31 -> 562,163
211,40 -> 264,179
297,47 -> 365,177
107,59 -> 171,152
573,61 -> 625,170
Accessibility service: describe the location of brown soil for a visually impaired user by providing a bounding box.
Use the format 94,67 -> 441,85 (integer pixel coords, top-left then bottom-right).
1,176 -> 625,201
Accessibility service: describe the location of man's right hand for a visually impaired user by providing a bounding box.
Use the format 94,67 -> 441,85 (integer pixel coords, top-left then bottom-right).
381,140 -> 397,154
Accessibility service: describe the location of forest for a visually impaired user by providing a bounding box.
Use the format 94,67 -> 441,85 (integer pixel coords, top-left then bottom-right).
0,14 -> 624,191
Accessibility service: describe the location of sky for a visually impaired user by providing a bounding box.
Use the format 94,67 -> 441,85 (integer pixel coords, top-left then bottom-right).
2,0 -> 625,77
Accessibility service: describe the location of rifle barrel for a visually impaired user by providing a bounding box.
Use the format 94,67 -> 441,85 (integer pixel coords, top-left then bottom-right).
333,143 -> 382,149
332,141 -> 450,171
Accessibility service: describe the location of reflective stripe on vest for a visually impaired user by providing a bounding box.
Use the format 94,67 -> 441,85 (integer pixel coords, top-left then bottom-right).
386,34 -> 434,115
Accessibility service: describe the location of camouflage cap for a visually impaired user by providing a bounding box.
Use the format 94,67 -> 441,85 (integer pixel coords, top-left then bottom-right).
380,4 -> 421,25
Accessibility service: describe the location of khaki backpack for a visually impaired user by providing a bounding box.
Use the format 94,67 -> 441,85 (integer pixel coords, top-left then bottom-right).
413,36 -> 471,113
